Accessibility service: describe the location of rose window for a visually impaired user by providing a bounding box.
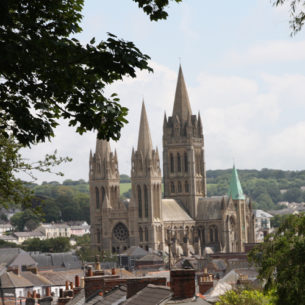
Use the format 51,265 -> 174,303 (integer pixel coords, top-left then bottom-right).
113,223 -> 129,241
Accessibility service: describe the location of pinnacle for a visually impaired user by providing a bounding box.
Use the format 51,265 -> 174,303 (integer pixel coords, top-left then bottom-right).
172,65 -> 192,122
137,101 -> 153,155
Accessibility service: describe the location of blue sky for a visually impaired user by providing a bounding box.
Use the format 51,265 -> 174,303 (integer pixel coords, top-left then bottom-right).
21,0 -> 305,182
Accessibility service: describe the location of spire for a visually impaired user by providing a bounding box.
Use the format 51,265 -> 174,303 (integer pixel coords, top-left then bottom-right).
137,101 -> 153,155
228,165 -> 245,200
95,138 -> 111,159
172,65 -> 192,122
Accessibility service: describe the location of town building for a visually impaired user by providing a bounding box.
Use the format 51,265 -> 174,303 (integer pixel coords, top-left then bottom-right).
89,66 -> 255,255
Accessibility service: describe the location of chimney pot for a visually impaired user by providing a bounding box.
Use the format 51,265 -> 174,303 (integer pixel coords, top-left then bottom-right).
46,287 -> 51,297
75,275 -> 80,288
32,291 -> 37,299
111,268 -> 115,275
59,289 -> 64,298
65,281 -> 69,290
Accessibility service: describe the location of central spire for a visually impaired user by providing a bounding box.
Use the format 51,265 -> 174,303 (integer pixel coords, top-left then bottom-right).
137,101 -> 153,155
172,65 -> 192,122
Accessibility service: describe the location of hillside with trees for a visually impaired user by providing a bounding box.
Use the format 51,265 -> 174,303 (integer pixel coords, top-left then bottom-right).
11,170 -> 305,225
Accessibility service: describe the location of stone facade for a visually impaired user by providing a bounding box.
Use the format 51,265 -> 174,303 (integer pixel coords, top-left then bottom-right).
89,66 -> 255,256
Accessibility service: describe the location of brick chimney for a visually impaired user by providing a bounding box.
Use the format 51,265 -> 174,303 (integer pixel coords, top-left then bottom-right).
57,288 -> 72,305
170,269 -> 195,299
126,277 -> 167,299
198,274 -> 214,295
84,273 -> 119,299
73,275 -> 82,296
27,266 -> 38,274
7,266 -> 19,275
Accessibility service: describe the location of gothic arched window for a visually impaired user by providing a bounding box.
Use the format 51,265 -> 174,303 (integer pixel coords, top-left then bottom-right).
184,152 -> 188,172
145,227 -> 148,241
170,153 -> 174,173
144,185 -> 149,218
215,227 -> 218,242
171,182 -> 175,193
177,153 -> 181,172
178,181 -> 182,193
97,229 -> 101,243
138,185 -> 142,218
139,227 -> 143,242
185,181 -> 189,193
209,227 -> 214,242
101,187 -> 105,204
95,187 -> 100,209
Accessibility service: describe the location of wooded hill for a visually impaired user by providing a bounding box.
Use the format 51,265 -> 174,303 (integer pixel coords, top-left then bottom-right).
21,169 -> 305,225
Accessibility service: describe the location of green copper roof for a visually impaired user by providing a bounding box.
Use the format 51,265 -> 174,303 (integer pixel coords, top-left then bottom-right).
228,165 -> 245,200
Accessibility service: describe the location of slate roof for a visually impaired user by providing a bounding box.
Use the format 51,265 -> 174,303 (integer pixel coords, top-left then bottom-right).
162,199 -> 193,222
21,271 -> 52,286
40,269 -> 83,286
120,246 -> 148,257
0,272 -> 33,288
31,252 -> 82,270
123,284 -> 171,305
197,197 -> 224,220
254,210 -> 273,218
98,286 -> 126,305
0,248 -> 37,268
66,289 -> 85,305
137,254 -> 163,262
14,231 -> 44,237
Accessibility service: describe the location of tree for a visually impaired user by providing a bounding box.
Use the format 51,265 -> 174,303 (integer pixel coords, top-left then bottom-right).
273,1 -> 305,34
10,209 -> 40,231
22,237 -> 71,252
249,213 -> 305,305
0,0 -> 181,146
216,289 -> 275,305
0,134 -> 71,209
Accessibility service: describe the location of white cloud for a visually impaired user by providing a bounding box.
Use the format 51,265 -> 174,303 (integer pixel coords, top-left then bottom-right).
19,62 -> 305,183
227,40 -> 305,65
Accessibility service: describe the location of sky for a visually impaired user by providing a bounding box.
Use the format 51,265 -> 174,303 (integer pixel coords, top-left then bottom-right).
21,0 -> 305,183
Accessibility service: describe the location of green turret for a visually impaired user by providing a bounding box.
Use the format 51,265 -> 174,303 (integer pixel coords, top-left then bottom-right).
228,165 -> 245,200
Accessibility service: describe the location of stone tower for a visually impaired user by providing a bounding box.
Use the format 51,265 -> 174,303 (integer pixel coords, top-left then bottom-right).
163,66 -> 207,218
226,165 -> 254,252
89,138 -> 120,250
131,102 -> 163,251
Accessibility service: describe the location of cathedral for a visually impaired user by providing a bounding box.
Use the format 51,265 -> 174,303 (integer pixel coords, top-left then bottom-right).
89,66 -> 255,256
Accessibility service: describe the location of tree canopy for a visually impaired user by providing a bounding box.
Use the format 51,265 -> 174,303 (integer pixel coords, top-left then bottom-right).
249,213 -> 305,305
274,0 -> 305,34
0,0 -> 181,146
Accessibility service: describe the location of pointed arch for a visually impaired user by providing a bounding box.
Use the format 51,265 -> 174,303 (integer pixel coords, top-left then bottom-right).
185,181 -> 189,193
139,227 -> 143,242
184,152 -> 188,172
177,153 -> 181,172
137,185 -> 142,218
144,184 -> 149,218
101,187 -> 105,204
178,181 -> 182,193
170,153 -> 174,173
145,227 -> 148,241
95,187 -> 100,209
171,182 -> 175,193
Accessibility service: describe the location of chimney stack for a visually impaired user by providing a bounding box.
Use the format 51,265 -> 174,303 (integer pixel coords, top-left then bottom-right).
170,269 -> 195,299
